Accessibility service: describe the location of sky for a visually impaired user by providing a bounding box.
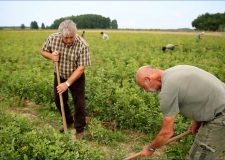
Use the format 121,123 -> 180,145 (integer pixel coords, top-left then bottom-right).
0,1 -> 225,29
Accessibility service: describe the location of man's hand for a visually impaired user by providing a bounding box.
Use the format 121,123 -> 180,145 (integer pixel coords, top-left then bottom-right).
52,51 -> 59,62
57,82 -> 68,94
188,121 -> 201,134
140,145 -> 154,157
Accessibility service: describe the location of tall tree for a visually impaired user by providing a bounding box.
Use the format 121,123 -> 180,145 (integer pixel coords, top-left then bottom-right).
41,23 -> 45,29
20,24 -> 25,29
192,12 -> 225,31
49,14 -> 117,29
30,21 -> 39,29
111,19 -> 118,29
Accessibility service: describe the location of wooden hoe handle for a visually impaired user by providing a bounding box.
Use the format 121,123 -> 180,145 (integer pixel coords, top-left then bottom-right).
55,61 -> 67,132
124,130 -> 190,160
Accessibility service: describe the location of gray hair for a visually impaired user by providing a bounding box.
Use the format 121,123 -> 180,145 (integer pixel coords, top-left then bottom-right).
58,19 -> 77,37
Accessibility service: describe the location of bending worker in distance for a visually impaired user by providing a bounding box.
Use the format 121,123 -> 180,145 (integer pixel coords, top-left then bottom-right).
135,65 -> 225,160
100,32 -> 109,40
162,44 -> 179,52
41,19 -> 91,139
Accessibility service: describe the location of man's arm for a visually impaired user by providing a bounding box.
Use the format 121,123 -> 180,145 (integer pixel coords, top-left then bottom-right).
188,120 -> 201,134
56,66 -> 85,94
66,66 -> 85,85
140,115 -> 176,156
41,51 -> 59,62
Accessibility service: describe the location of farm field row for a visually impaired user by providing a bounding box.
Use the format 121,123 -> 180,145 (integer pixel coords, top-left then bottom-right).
0,30 -> 225,159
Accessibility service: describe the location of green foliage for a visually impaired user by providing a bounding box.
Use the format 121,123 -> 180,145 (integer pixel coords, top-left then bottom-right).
192,12 -> 225,31
0,112 -> 104,159
50,14 -> 118,29
86,118 -> 126,145
163,136 -> 193,160
30,21 -> 39,29
1,31 -> 225,134
41,23 -> 45,29
20,24 -> 25,29
111,19 -> 118,29
1,30 -> 225,158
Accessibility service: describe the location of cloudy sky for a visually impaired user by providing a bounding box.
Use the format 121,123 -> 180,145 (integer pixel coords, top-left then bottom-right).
0,1 -> 225,29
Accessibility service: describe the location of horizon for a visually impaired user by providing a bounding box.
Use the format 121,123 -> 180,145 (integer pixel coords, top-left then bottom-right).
0,1 -> 225,29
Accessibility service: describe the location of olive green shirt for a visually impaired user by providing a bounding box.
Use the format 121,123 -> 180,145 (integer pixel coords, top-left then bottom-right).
159,65 -> 225,122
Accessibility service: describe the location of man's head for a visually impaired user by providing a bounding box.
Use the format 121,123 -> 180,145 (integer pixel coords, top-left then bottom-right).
162,46 -> 166,52
135,65 -> 163,92
58,19 -> 77,45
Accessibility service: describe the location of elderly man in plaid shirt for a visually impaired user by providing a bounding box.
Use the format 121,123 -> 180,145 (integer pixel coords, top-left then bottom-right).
41,19 -> 91,139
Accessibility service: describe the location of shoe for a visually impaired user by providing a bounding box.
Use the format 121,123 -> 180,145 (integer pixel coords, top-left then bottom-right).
59,124 -> 73,133
75,132 -> 84,140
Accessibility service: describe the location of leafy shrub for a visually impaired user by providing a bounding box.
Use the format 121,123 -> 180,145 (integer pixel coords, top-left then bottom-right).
0,112 -> 104,159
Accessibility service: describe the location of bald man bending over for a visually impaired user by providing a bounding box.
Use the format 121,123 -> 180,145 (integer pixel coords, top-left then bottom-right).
135,65 -> 225,160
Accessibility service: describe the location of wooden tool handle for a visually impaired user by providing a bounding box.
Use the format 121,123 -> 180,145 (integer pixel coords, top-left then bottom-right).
165,130 -> 190,144
124,130 -> 191,160
55,61 -> 67,132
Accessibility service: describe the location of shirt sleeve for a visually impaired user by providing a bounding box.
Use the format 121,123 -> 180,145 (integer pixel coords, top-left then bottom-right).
41,37 -> 52,53
77,45 -> 91,67
159,88 -> 180,116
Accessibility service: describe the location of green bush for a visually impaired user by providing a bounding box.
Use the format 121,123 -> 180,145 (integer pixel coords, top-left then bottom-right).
1,31 -> 225,134
0,112 -> 104,159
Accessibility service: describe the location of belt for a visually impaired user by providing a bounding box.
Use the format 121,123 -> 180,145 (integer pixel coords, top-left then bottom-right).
215,108 -> 225,118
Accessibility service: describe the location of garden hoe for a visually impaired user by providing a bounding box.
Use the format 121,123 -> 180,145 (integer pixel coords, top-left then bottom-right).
124,130 -> 190,160
55,61 -> 67,132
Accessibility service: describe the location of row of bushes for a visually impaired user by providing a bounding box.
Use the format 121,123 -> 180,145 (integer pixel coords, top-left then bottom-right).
0,110 -> 103,159
1,31 -> 225,134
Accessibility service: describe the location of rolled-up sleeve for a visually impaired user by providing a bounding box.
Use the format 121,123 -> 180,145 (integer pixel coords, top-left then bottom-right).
41,37 -> 52,52
78,45 -> 91,67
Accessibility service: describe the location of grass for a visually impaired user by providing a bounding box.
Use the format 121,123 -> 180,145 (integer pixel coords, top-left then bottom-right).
1,95 -> 193,159
1,30 -> 225,159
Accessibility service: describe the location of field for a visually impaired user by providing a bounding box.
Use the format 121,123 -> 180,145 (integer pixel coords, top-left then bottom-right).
0,30 -> 225,159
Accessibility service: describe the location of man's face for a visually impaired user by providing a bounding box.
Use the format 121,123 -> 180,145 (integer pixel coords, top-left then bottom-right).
139,78 -> 161,92
62,34 -> 75,45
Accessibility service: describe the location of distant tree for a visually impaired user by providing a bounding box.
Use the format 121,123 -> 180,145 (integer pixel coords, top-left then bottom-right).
30,21 -> 39,29
41,23 -> 45,29
111,19 -> 118,29
218,24 -> 225,32
49,14 -> 117,29
192,12 -> 225,31
49,18 -> 66,29
20,24 -> 25,29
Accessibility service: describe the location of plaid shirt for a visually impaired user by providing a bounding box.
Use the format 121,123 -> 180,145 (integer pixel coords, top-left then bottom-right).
42,33 -> 91,79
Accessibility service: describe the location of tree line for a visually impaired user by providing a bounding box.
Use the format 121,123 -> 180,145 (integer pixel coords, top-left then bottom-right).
192,12 -> 225,31
49,14 -> 118,29
21,14 -> 118,30
18,12 -> 225,31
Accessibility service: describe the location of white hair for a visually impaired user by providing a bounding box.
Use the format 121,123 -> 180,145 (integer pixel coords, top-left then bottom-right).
58,19 -> 77,37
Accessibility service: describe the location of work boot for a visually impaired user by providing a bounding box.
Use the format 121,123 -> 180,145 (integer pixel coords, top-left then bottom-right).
75,131 -> 84,140
59,123 -> 73,133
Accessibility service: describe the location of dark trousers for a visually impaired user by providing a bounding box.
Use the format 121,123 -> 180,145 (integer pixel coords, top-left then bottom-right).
54,73 -> 86,133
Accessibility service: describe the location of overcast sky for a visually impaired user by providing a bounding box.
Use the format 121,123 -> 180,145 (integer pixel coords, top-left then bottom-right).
0,1 -> 225,29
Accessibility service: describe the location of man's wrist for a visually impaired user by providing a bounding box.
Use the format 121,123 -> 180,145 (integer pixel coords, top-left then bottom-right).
65,81 -> 70,87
